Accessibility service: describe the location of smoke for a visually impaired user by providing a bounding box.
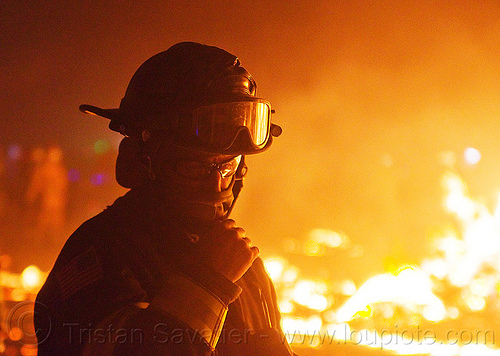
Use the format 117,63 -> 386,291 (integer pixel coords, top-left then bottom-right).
1,0 -> 500,281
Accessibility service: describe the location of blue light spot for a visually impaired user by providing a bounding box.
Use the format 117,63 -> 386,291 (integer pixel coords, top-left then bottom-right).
7,145 -> 22,160
68,169 -> 81,182
90,173 -> 106,186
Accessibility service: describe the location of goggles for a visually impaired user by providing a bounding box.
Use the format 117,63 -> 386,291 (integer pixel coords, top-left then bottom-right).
175,155 -> 242,180
191,99 -> 271,151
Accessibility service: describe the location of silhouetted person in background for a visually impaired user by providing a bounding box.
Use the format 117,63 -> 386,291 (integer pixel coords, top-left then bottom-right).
0,147 -> 6,222
26,146 -> 68,244
36,42 -> 292,355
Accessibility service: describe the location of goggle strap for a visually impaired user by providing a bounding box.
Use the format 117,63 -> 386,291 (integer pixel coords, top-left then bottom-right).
223,156 -> 246,219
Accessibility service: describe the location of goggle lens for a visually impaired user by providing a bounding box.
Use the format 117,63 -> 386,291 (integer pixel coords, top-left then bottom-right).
192,100 -> 270,150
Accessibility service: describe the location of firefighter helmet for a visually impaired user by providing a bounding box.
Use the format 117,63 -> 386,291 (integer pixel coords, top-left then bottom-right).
80,41 -> 281,155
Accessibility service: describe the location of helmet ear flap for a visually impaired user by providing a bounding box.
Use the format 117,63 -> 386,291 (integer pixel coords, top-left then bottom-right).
116,137 -> 154,188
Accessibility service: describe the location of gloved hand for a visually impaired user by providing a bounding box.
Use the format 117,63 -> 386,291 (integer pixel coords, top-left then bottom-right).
193,219 -> 259,282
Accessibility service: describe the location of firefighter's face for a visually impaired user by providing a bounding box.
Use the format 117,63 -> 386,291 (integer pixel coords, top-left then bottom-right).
152,143 -> 236,198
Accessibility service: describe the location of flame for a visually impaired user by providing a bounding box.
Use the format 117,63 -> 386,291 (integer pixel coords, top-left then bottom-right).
265,257 -> 331,314
264,257 -> 286,281
309,228 -> 349,249
436,173 -> 500,293
266,171 -> 500,354
292,280 -> 329,311
335,266 -> 445,323
20,265 -> 44,291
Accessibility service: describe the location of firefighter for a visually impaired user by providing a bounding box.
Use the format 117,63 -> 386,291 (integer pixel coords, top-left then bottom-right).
35,41 -> 292,355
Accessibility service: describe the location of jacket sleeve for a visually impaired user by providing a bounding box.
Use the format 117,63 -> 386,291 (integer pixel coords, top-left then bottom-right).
83,267 -> 242,356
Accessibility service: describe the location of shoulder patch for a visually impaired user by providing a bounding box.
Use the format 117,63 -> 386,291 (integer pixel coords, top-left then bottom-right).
56,247 -> 104,300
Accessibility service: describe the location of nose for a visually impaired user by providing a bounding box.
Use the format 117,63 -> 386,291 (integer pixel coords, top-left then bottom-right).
208,169 -> 223,192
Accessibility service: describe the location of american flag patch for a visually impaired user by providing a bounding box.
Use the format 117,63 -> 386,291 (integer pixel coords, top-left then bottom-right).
56,247 -> 104,300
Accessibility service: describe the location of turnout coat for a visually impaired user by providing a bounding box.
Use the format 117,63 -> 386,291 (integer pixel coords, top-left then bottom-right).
35,189 -> 294,355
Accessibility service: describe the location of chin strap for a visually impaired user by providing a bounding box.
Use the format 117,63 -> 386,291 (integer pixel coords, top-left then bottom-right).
222,155 -> 247,220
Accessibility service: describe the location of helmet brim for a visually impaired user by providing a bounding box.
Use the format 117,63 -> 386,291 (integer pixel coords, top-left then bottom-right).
79,104 -> 120,121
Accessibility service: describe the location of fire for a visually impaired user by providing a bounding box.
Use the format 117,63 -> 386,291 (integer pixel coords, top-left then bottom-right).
292,280 -> 329,311
20,265 -> 45,291
335,266 -> 445,323
0,265 -> 46,303
4,170 -> 500,355
265,171 -> 500,354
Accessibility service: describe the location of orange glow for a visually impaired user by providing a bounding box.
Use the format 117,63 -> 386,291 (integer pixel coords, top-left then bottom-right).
266,172 -> 500,353
8,327 -> 23,341
20,265 -> 45,291
20,345 -> 38,356
2,3 -> 500,355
